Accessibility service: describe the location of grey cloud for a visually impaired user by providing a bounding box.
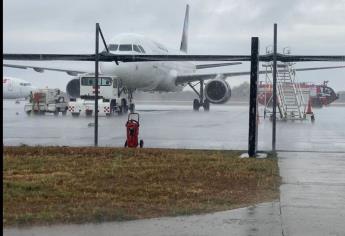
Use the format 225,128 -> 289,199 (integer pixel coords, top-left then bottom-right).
3,0 -> 345,91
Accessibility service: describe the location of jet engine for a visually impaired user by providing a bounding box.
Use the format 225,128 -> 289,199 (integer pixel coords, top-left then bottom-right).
205,75 -> 231,104
66,78 -> 80,98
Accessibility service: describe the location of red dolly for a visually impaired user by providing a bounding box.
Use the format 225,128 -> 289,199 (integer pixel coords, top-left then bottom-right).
124,113 -> 144,148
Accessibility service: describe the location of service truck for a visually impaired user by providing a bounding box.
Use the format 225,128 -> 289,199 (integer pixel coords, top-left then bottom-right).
24,88 -> 69,115
67,74 -> 129,117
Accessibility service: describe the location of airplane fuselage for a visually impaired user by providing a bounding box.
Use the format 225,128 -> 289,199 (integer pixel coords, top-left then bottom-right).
3,77 -> 36,99
99,34 -> 196,92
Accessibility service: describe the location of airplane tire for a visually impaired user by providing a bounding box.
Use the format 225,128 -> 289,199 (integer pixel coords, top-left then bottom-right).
203,100 -> 210,111
72,113 -> 80,117
193,99 -> 200,111
121,99 -> 128,113
118,107 -> 123,116
85,110 -> 93,117
129,104 -> 135,113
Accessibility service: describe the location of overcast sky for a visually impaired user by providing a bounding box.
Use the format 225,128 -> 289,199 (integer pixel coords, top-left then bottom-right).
3,0 -> 345,91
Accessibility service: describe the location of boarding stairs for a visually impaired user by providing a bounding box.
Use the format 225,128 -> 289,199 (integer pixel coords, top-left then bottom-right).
263,59 -> 307,121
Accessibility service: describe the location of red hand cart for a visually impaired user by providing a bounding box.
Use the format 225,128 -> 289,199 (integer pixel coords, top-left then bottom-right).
124,113 -> 144,148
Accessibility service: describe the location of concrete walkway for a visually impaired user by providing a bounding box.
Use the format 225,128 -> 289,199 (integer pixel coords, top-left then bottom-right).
279,151 -> 345,236
4,202 -> 282,236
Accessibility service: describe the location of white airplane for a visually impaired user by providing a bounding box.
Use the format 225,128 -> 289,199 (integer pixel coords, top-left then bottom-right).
3,5 -> 345,111
3,76 -> 36,99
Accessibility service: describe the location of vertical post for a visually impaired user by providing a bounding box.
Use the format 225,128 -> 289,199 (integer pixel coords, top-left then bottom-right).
94,23 -> 99,147
248,37 -> 259,157
272,24 -> 277,153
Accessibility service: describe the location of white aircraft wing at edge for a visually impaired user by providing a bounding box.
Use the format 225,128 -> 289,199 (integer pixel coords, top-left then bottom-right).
4,63 -> 345,85
175,65 -> 345,84
3,63 -> 88,76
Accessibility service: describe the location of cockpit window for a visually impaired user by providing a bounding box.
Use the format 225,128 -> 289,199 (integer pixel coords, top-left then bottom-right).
108,44 -> 118,51
119,44 -> 132,51
138,45 -> 146,53
133,45 -> 141,53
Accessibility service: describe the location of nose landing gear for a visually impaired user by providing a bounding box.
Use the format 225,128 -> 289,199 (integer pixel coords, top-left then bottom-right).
118,88 -> 136,115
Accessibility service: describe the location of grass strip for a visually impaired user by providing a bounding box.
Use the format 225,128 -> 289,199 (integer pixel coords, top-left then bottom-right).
3,146 -> 280,227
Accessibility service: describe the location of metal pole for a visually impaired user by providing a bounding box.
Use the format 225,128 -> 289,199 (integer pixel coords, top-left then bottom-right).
248,37 -> 259,157
94,23 -> 99,147
272,23 -> 277,153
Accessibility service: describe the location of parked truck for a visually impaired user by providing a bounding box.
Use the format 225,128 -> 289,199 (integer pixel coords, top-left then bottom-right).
67,74 -> 128,117
24,88 -> 69,116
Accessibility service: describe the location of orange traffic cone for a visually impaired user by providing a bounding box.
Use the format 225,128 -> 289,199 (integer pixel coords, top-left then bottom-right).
306,98 -> 313,115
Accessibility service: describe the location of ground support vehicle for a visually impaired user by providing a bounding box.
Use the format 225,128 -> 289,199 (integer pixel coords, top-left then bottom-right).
67,74 -> 129,117
24,88 -> 68,116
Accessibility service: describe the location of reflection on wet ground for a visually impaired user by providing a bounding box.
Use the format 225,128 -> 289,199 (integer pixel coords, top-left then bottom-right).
3,100 -> 345,152
3,100 -> 345,235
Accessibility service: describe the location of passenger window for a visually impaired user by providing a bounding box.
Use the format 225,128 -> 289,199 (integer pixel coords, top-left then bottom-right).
138,45 -> 146,53
119,44 -> 132,51
133,45 -> 141,53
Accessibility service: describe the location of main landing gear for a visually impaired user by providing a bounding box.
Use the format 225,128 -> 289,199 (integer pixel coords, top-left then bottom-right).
188,80 -> 210,111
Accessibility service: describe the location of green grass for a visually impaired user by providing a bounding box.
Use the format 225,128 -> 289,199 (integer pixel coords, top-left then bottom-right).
3,146 -> 280,227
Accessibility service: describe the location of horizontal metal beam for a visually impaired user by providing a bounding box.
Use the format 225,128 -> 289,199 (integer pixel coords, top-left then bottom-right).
4,53 -> 345,62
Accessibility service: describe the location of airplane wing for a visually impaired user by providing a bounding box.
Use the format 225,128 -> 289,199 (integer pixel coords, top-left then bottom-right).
175,65 -> 345,84
4,61 -> 242,75
3,64 -> 88,76
195,62 -> 242,69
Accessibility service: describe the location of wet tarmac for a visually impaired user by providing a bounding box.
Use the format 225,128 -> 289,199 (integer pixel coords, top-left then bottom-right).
3,100 -> 345,235
3,100 -> 345,152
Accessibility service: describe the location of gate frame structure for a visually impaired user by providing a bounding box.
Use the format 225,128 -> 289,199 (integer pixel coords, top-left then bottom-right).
90,23 -> 344,157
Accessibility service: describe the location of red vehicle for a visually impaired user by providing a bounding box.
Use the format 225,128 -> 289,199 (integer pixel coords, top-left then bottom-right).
258,81 -> 339,107
124,113 -> 144,148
